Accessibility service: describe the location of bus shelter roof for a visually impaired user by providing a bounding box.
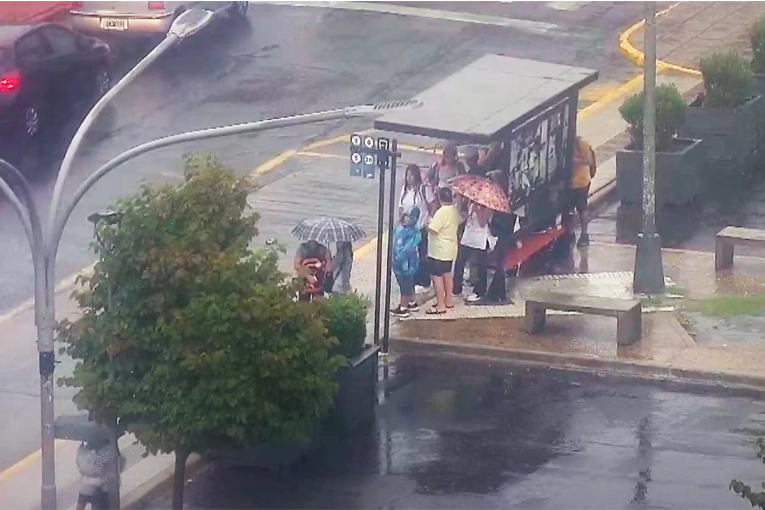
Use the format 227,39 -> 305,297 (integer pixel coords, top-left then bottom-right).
374,54 -> 598,144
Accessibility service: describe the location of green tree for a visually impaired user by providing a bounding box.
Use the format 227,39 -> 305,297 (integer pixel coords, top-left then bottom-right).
58,155 -> 345,509
731,438 -> 765,508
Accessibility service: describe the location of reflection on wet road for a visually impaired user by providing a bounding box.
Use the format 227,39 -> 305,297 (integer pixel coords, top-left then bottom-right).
146,356 -> 765,509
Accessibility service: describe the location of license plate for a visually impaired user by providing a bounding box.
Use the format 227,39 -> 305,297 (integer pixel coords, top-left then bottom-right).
100,18 -> 128,30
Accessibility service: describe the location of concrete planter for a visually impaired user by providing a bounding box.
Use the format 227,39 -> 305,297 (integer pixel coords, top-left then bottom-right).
211,345 -> 379,470
682,94 -> 762,179
615,138 -> 703,207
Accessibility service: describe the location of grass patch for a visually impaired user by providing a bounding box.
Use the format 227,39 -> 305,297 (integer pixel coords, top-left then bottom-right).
684,294 -> 765,317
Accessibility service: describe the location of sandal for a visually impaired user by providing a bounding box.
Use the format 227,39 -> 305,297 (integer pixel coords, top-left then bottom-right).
426,306 -> 447,315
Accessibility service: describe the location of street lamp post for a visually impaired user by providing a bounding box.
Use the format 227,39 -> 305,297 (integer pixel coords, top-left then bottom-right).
633,0 -> 665,295
37,11 -> 215,509
0,12 -> 423,509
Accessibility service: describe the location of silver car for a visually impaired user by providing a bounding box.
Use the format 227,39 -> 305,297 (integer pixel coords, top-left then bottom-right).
66,1 -> 248,39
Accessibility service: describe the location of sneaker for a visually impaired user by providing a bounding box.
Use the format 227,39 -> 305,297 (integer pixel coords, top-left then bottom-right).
577,234 -> 590,248
466,293 -> 482,303
407,302 -> 420,312
390,306 -> 410,317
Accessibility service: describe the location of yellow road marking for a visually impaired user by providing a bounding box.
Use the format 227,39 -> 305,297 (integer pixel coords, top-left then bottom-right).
618,2 -> 701,76
296,151 -> 347,160
0,440 -> 65,484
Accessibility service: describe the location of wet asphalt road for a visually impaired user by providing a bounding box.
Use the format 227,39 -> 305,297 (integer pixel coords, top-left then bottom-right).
143,355 -> 765,510
0,1 -> 647,473
0,1 -> 648,315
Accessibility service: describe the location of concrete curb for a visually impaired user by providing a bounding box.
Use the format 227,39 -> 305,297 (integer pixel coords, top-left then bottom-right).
123,453 -> 204,509
390,336 -> 765,394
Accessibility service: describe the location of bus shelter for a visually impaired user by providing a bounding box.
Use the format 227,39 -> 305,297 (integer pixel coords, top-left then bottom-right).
375,54 -> 598,261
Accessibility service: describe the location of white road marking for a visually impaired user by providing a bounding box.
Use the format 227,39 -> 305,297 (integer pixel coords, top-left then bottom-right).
547,2 -> 589,11
270,1 -> 558,33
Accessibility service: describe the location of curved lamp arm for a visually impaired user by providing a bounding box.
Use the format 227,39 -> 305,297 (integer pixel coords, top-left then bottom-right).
0,159 -> 44,254
45,34 -> 179,255
47,98 -> 425,271
47,107 -> 349,261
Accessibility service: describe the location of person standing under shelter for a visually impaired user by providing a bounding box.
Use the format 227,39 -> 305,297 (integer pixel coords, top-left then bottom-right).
399,164 -> 436,291
426,187 -> 461,314
390,208 -> 422,316
453,200 -> 494,303
428,142 -> 465,191
569,135 -> 596,248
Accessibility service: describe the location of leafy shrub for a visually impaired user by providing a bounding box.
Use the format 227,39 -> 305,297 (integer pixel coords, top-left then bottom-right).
619,83 -> 686,151
700,51 -> 754,107
751,17 -> 765,73
57,155 -> 345,510
320,293 -> 369,360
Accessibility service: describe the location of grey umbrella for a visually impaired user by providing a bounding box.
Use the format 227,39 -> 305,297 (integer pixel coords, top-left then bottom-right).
54,414 -> 111,446
291,217 -> 366,244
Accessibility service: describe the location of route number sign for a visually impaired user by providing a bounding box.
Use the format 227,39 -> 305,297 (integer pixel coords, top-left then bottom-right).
349,133 -> 392,179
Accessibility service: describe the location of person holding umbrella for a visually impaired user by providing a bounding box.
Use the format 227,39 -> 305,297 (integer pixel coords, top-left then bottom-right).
448,172 -> 512,305
291,217 -> 366,300
453,200 -> 494,302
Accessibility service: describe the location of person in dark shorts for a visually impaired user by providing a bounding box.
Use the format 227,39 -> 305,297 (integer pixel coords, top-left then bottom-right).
426,187 -> 460,314
569,135 -> 596,247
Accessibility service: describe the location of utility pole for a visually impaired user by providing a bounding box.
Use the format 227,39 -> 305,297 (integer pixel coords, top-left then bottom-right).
633,0 -> 665,295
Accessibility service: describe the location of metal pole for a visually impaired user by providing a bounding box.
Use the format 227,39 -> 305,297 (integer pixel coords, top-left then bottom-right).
48,106 -> 412,263
382,140 -> 398,353
373,156 -> 387,347
45,35 -> 178,255
0,167 -> 54,510
633,0 -> 665,295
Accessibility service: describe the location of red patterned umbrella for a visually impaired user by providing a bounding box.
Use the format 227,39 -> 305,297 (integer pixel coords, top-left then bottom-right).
448,174 -> 510,212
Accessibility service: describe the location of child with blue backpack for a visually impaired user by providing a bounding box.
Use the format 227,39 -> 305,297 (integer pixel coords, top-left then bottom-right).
390,208 -> 422,317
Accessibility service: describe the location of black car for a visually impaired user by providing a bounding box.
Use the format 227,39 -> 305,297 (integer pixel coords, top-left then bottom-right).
0,23 -> 111,174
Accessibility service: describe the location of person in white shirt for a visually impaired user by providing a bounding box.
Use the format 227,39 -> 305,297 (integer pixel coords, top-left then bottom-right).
452,200 -> 495,302
399,164 -> 436,290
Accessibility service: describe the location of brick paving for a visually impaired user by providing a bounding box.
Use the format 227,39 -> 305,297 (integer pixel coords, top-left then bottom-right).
394,242 -> 765,390
629,2 -> 765,69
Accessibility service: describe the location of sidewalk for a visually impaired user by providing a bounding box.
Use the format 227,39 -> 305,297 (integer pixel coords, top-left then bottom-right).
0,1 -> 758,508
0,2 -> 70,24
629,2 -> 765,69
392,242 -> 765,392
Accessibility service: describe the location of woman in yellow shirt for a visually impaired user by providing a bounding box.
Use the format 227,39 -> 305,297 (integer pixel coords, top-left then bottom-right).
569,135 -> 595,247
426,187 -> 461,314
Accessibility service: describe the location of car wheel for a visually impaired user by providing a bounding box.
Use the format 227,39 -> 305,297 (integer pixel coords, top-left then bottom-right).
229,2 -> 248,17
94,68 -> 111,100
22,106 -> 40,138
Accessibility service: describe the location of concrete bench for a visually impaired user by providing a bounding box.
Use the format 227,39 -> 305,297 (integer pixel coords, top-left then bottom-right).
524,292 -> 642,346
715,226 -> 765,270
